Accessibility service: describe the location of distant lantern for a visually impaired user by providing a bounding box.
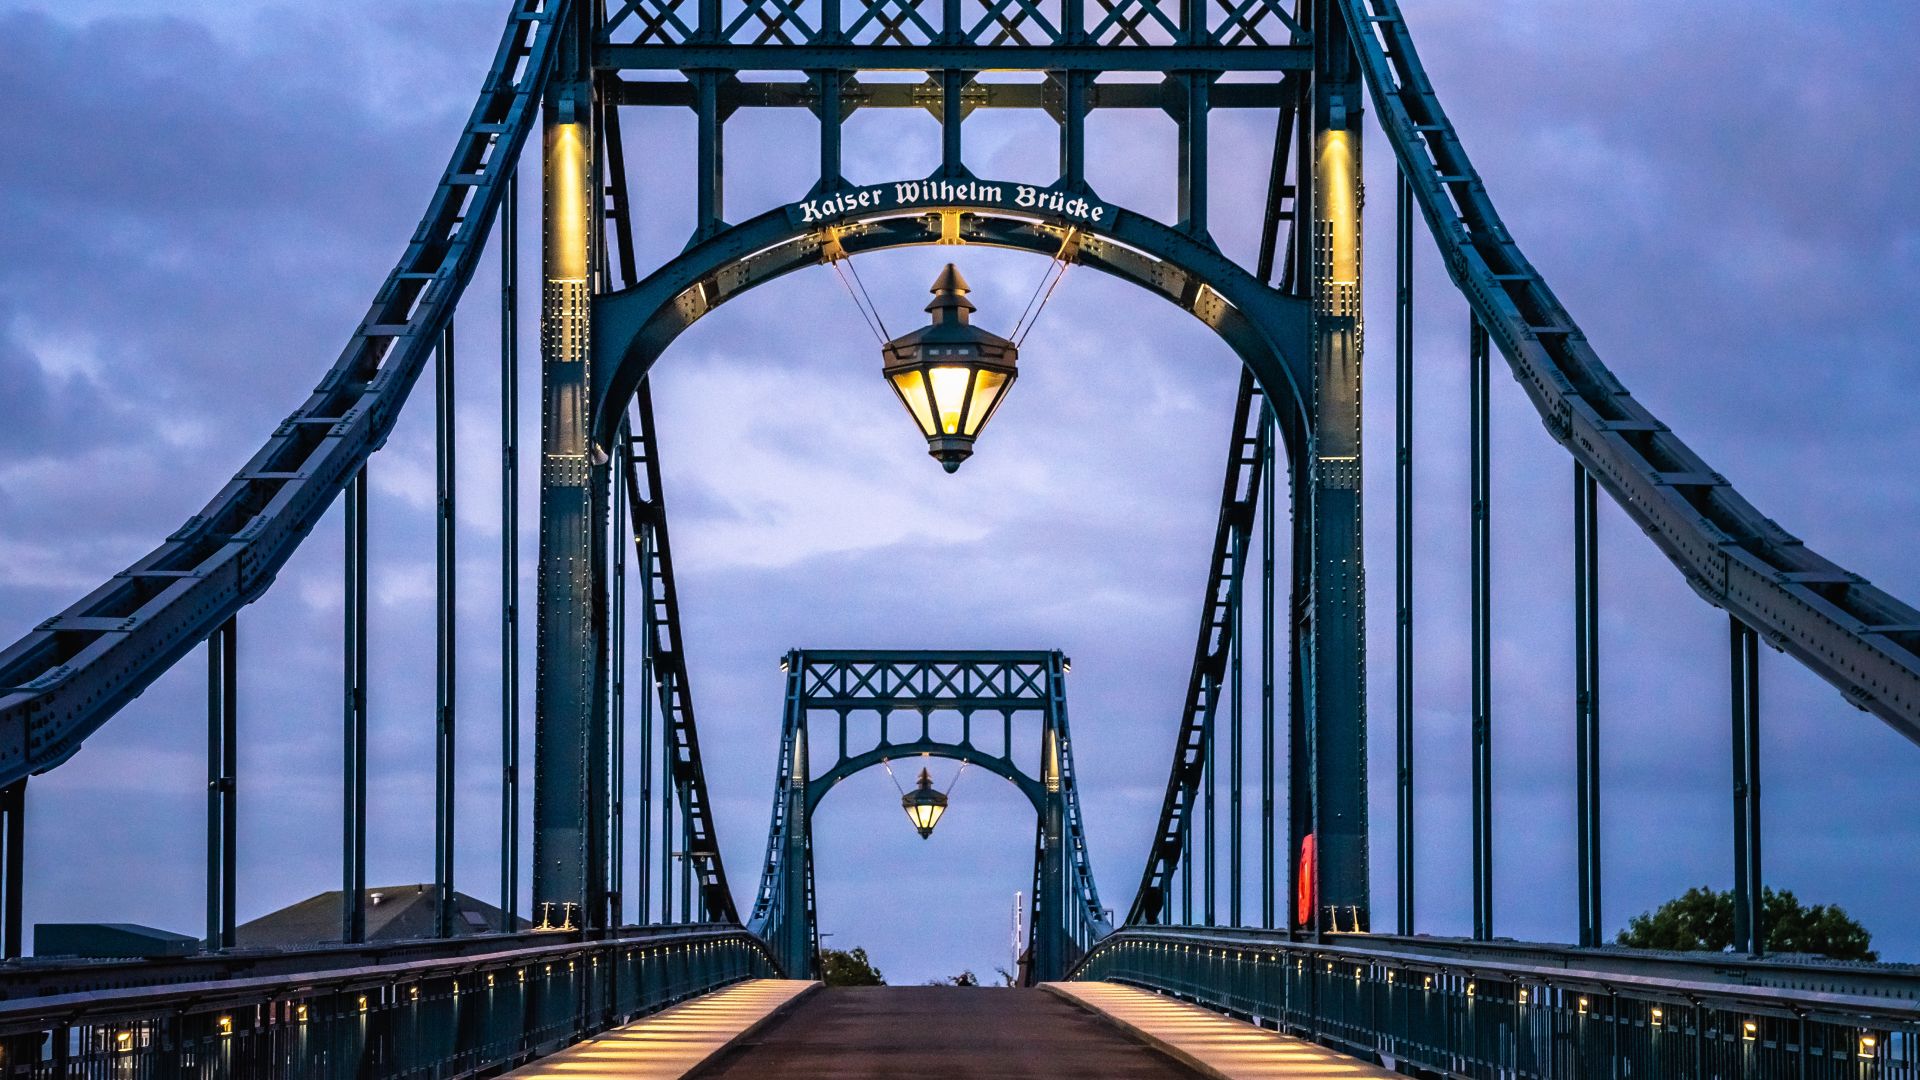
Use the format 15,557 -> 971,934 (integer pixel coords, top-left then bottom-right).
881,265 -> 1019,473
901,767 -> 950,838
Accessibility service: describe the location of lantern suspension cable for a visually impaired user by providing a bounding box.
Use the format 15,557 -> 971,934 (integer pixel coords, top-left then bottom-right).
880,756 -> 907,794
1010,228 -> 1079,346
825,230 -> 891,346
944,760 -> 970,796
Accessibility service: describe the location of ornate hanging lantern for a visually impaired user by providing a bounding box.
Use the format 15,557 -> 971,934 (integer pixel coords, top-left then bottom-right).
881,265 -> 1019,473
900,767 -> 950,839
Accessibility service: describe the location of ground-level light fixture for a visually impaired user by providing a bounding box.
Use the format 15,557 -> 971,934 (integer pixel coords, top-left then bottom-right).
901,767 -> 950,838
882,265 -> 1018,473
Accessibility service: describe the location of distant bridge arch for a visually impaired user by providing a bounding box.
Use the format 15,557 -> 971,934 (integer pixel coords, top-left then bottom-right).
747,650 -> 1108,984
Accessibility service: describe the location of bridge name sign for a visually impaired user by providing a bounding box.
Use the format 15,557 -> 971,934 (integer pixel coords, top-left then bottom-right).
790,178 -> 1111,227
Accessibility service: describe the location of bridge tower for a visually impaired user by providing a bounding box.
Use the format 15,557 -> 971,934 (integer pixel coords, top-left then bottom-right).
749,651 -> 1108,983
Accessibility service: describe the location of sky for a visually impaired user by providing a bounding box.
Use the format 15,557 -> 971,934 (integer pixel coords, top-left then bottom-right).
1,0 -> 1918,985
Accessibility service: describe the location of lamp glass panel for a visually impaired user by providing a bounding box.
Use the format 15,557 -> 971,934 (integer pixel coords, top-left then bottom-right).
963,369 -> 1009,435
927,365 -> 973,435
904,801 -> 946,833
888,368 -> 937,437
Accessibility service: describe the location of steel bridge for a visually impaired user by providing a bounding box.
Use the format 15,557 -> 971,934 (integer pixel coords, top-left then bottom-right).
1,0 -> 1918,1075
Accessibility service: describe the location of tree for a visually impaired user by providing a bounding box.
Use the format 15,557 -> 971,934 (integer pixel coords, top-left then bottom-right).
1616,887 -> 1876,961
926,970 -> 980,986
821,947 -> 886,986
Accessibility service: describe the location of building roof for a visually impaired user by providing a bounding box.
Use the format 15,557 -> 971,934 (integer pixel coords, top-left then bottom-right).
234,885 -> 526,948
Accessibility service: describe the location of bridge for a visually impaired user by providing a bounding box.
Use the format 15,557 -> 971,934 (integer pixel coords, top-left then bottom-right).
1,0 -> 1917,1075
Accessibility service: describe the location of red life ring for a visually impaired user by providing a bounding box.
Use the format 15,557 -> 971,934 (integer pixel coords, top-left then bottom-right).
1296,833 -> 1316,928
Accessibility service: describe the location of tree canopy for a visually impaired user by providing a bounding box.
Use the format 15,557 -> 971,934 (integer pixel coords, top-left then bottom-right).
1616,887 -> 1876,961
821,946 -> 886,986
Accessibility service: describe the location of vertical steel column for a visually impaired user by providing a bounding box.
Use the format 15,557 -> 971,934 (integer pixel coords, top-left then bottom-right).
1730,617 -> 1763,955
1303,0 -> 1369,935
680,798 -> 693,922
780,710 -> 811,973
343,467 -> 369,943
1286,428 -> 1310,936
610,427 -> 627,928
940,69 -> 965,177
637,522 -> 654,923
532,4 -> 610,932
1181,817 -> 1193,923
205,617 -> 236,951
661,666 -> 676,922
693,71 -> 725,239
500,168 -> 521,931
1059,73 -> 1088,190
1202,675 -> 1215,926
1469,317 -> 1492,941
435,323 -> 458,940
1574,464 -> 1602,946
814,71 -> 844,192
1260,409 -> 1276,929
1036,721 -> 1067,979
1394,169 -> 1415,937
0,780 -> 21,960
1229,530 -> 1244,927
1176,74 -> 1211,236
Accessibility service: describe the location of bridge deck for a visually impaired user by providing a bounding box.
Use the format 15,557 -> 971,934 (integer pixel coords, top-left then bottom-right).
696,985 -> 1204,1078
1045,982 -> 1396,1079
505,978 -> 818,1079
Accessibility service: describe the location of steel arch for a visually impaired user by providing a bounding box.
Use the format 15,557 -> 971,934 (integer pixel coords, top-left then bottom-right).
588,191 -> 1313,452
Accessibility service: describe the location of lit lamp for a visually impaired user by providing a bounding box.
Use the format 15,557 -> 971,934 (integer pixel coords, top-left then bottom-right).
901,768 -> 950,838
882,265 -> 1019,473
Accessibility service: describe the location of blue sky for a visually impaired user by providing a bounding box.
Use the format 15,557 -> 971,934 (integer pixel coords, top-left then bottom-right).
1,0 -> 1917,984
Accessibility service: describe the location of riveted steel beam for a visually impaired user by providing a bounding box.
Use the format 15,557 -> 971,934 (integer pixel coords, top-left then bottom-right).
597,43 -> 1311,72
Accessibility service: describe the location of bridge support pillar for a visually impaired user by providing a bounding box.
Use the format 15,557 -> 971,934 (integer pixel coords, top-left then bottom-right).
1295,0 -> 1369,937
777,725 -> 813,977
1034,730 -> 1067,981
533,4 -> 610,934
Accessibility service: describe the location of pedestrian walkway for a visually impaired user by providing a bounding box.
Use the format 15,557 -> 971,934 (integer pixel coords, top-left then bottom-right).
697,985 -> 1202,1078
503,978 -> 818,1079
1043,981 -> 1397,1079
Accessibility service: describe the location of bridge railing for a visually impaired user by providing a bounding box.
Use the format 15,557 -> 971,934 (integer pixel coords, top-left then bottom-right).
1073,926 -> 1920,1080
0,924 -> 771,1078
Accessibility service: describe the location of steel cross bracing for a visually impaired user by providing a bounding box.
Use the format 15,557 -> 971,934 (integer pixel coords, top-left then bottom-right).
747,651 -> 1109,983
599,0 -> 1309,71
1343,0 -> 1920,739
0,0 -> 567,784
